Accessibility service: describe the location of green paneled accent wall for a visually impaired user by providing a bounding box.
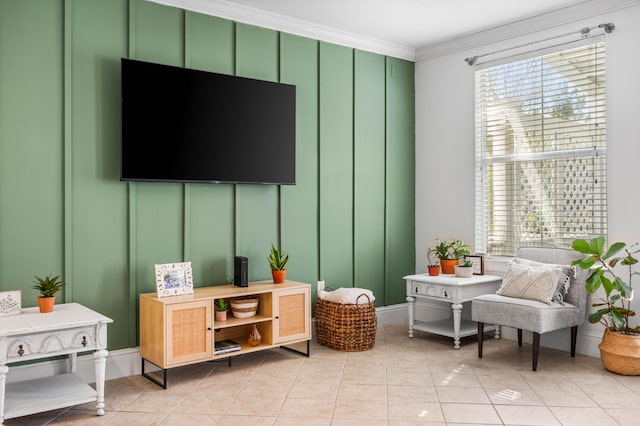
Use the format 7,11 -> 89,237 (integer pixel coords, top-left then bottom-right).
354,51 -> 387,306
0,1 -> 64,309
385,58 -> 416,304
319,42 -> 354,287
279,34 -> 320,294
0,0 -> 414,350
68,0 -> 130,348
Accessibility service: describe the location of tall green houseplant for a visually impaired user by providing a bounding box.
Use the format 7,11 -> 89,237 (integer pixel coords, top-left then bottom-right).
572,236 -> 639,334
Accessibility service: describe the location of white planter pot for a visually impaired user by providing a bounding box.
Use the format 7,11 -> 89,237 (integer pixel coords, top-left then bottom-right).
454,266 -> 473,278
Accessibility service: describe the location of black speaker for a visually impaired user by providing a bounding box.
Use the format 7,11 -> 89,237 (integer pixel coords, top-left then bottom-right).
234,256 -> 248,287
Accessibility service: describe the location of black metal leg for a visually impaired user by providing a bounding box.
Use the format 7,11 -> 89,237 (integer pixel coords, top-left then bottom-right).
280,340 -> 311,357
532,332 -> 540,371
570,326 -> 578,357
141,358 -> 167,389
477,322 -> 484,358
518,329 -> 523,347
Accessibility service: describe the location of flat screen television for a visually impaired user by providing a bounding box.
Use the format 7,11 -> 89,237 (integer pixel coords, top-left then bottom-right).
121,58 -> 296,184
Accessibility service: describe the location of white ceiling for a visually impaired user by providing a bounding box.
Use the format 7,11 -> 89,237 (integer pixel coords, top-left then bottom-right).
150,0 -> 627,60
207,0 -> 588,48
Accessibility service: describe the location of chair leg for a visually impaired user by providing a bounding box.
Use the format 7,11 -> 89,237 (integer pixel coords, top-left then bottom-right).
532,332 -> 540,371
571,326 -> 578,357
517,329 -> 523,347
477,322 -> 484,358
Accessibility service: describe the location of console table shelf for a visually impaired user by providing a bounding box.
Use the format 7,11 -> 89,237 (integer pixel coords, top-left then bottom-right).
5,374 -> 97,419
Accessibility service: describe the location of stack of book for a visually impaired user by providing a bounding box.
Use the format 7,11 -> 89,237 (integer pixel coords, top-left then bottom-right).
214,339 -> 241,355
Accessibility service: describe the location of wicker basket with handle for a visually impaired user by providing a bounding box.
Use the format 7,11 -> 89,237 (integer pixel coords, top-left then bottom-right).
315,293 -> 377,352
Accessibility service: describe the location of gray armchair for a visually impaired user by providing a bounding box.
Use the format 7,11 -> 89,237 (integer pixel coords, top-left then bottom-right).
471,247 -> 589,371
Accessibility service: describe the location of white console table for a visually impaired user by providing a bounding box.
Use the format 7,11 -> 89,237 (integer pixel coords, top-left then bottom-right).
0,303 -> 112,424
404,273 -> 501,349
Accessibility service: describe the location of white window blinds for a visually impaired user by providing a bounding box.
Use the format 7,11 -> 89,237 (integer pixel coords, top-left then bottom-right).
474,42 -> 607,256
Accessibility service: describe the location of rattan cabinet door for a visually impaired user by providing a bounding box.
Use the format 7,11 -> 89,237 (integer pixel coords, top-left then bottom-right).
273,286 -> 311,344
166,300 -> 212,366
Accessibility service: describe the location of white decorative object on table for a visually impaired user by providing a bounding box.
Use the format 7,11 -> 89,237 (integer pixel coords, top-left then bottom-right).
154,262 -> 193,297
0,292 -> 20,318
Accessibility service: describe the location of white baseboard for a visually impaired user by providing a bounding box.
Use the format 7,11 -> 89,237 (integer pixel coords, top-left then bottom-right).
6,303 -> 601,384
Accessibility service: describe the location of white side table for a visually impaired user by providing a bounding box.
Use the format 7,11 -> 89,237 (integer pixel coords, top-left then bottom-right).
404,273 -> 501,349
0,303 -> 112,424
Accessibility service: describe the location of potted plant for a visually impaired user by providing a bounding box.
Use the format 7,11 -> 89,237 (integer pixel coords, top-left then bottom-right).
214,298 -> 228,322
427,255 -> 441,276
572,236 -> 640,375
428,239 -> 471,274
32,274 -> 65,313
268,243 -> 289,284
454,259 -> 474,278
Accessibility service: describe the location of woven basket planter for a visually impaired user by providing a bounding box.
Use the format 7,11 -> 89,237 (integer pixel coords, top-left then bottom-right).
230,297 -> 258,318
599,328 -> 640,376
315,294 -> 377,352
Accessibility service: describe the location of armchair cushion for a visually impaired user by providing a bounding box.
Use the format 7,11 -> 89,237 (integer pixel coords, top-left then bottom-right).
472,293 -> 580,334
497,261 -> 561,304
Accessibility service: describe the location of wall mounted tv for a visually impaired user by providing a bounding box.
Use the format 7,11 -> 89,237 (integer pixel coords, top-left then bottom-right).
121,58 -> 296,185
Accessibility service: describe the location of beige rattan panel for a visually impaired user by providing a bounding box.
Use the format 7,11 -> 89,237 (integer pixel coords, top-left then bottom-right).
171,306 -> 207,358
278,293 -> 305,337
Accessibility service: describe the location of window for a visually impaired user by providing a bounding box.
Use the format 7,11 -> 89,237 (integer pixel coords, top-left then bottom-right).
475,42 -> 607,256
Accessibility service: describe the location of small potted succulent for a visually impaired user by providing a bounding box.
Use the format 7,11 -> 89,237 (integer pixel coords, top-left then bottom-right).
428,238 -> 471,274
32,274 -> 65,313
268,243 -> 289,284
572,236 -> 640,375
214,298 -> 228,322
454,259 -> 474,278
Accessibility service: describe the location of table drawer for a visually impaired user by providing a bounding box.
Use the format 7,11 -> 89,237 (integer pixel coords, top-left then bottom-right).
6,326 -> 97,360
411,282 -> 453,300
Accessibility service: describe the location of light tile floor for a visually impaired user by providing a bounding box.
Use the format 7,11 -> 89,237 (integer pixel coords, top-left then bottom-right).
6,324 -> 640,425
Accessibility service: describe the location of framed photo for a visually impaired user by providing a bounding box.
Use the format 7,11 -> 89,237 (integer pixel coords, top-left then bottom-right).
155,262 -> 194,297
0,291 -> 21,317
465,255 -> 484,275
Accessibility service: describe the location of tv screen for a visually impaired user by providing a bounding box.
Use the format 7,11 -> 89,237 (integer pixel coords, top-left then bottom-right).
121,58 -> 296,184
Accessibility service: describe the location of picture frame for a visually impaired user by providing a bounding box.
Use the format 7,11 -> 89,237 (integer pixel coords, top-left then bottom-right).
465,255 -> 484,275
155,262 -> 194,297
0,290 -> 21,317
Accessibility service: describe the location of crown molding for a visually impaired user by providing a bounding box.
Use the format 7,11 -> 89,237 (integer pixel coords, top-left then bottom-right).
415,0 -> 640,62
146,0 -> 639,63
147,0 -> 416,61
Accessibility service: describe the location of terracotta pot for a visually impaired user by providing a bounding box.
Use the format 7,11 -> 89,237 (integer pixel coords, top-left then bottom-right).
440,259 -> 458,274
427,265 -> 440,276
215,310 -> 227,322
37,296 -> 55,313
598,327 -> 640,375
272,270 -> 286,284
